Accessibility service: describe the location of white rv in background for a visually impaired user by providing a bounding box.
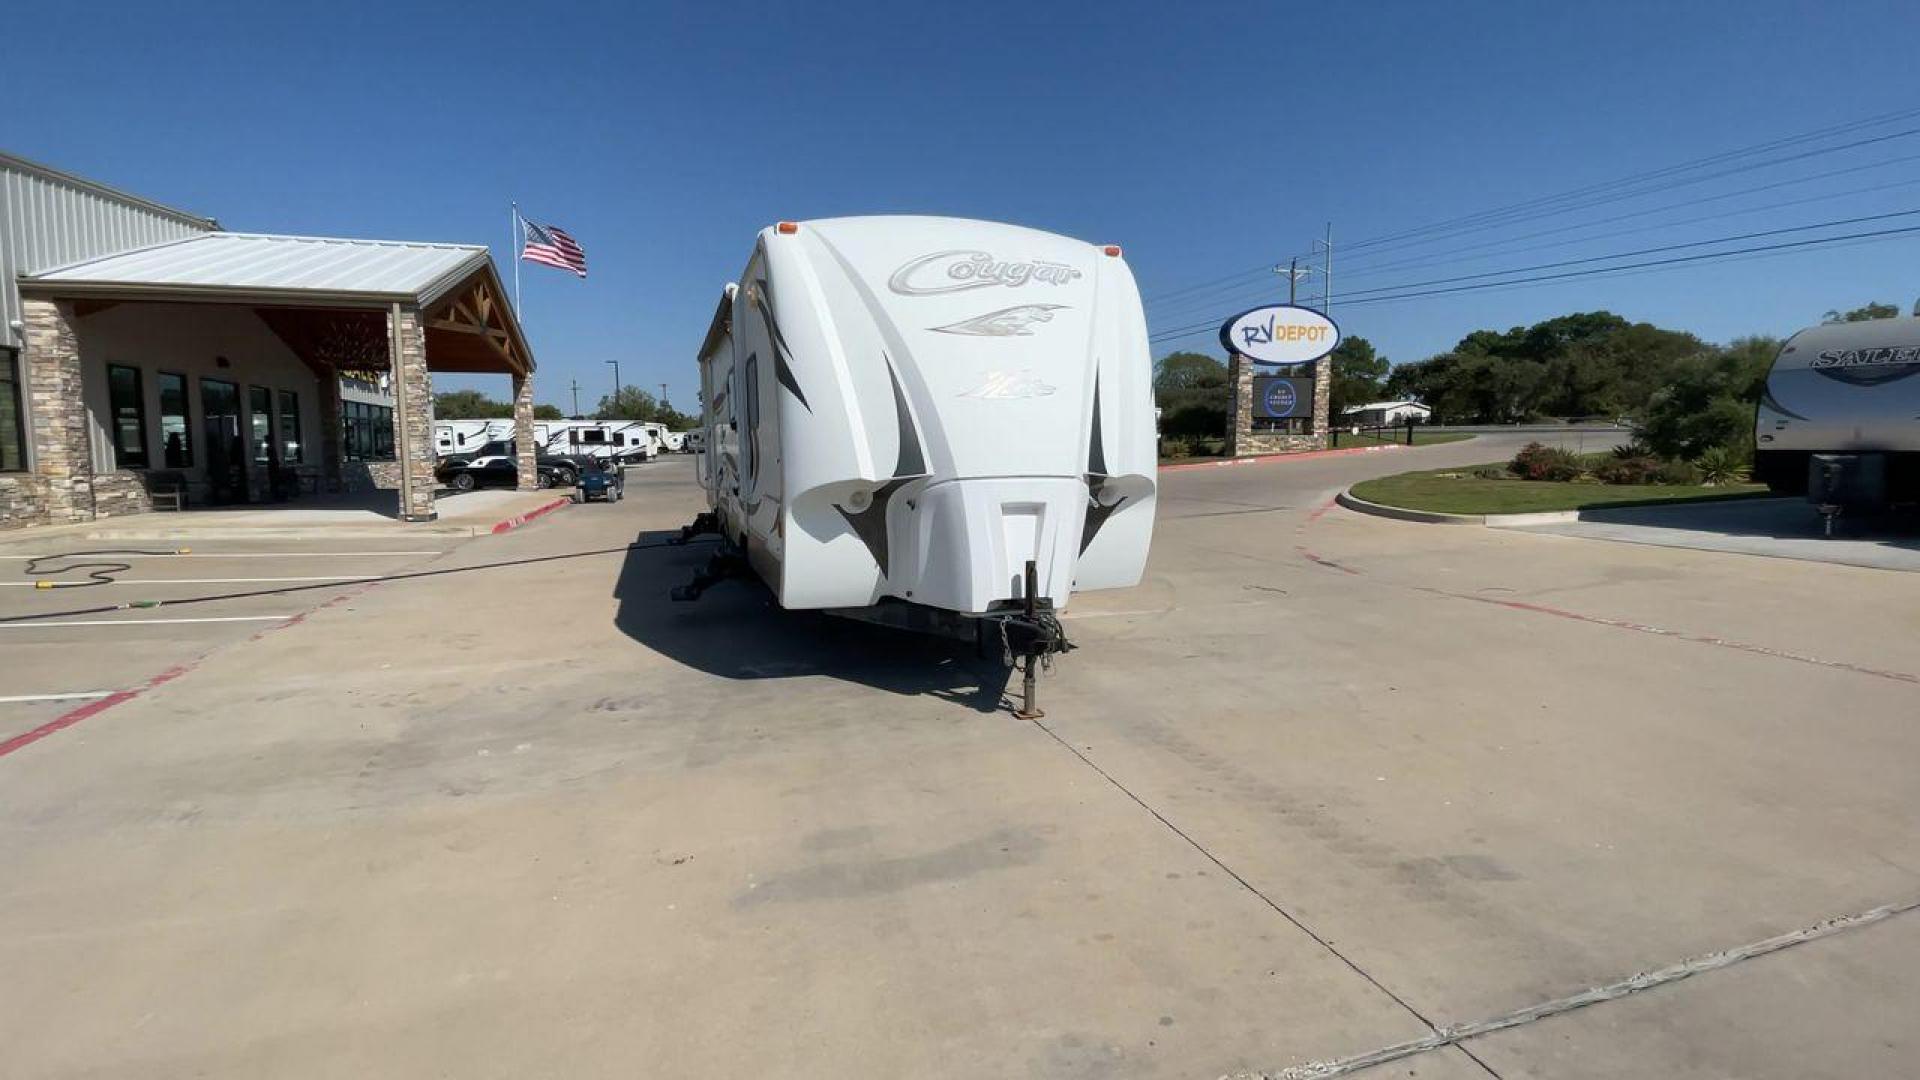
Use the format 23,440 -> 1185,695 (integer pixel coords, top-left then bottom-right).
1754,315 -> 1920,520
434,419 -> 661,463
679,216 -> 1156,706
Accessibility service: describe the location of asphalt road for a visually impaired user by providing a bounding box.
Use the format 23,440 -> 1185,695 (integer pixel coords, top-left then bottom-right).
2,442 -> 1916,1079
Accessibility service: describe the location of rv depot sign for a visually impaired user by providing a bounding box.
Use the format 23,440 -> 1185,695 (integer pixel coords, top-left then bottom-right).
1219,304 -> 1341,365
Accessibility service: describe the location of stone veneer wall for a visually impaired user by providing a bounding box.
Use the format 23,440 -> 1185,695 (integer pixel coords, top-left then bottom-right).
1224,351 -> 1333,457
342,461 -> 403,492
91,471 -> 154,518
0,474 -> 50,530
392,308 -> 437,521
23,298 -> 94,522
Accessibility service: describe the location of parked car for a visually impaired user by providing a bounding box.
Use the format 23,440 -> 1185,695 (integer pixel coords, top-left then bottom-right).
435,456 -> 565,492
573,462 -> 625,503
441,439 -> 587,485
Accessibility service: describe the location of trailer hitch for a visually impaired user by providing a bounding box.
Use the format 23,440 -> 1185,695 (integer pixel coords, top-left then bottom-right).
669,542 -> 748,602
987,560 -> 1073,720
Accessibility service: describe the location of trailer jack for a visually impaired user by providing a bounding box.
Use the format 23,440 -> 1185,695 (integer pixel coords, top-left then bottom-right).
669,540 -> 748,602
987,560 -> 1072,720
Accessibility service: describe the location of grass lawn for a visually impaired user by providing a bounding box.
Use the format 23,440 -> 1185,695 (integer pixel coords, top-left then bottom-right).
1351,463 -> 1769,515
1331,430 -> 1473,448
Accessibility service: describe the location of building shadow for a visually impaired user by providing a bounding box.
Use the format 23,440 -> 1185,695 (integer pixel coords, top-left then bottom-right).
611,531 -> 1016,713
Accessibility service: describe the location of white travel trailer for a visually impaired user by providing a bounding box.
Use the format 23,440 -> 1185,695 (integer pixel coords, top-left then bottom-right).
436,419 -> 659,463
678,216 -> 1157,711
1754,315 -> 1920,522
435,419 -> 516,457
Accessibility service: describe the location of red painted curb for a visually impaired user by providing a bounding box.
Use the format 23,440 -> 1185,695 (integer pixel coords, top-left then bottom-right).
1159,443 -> 1405,472
490,496 -> 572,535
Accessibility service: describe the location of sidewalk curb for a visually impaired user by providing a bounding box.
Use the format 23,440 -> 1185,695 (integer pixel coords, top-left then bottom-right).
1334,489 -> 1581,527
489,496 -> 572,535
1160,443 -> 1410,473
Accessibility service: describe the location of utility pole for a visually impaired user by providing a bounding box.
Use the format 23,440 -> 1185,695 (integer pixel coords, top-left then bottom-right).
569,379 -> 580,418
1318,222 -> 1334,314
605,360 -> 621,417
1275,257 -> 1312,305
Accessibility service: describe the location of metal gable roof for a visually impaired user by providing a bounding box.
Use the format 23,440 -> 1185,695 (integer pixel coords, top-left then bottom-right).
22,231 -> 490,305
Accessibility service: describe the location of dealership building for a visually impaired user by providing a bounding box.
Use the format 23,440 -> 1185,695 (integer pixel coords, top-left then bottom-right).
0,151 -> 536,529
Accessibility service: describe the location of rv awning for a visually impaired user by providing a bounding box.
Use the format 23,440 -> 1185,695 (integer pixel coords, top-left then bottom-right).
20,231 -> 534,375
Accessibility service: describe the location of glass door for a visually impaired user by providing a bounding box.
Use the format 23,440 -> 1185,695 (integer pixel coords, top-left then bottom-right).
249,385 -> 281,498
201,378 -> 246,504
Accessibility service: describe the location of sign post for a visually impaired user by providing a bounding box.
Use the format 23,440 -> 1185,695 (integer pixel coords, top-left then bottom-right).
1218,305 -> 1340,457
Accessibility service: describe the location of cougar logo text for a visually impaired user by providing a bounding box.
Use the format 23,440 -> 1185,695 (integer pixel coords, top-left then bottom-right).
890,250 -> 1082,296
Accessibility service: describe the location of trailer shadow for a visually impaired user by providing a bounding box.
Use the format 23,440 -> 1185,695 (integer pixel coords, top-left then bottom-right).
611,531 -> 1016,713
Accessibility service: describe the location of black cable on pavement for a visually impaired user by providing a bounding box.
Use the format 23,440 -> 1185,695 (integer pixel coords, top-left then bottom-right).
23,548 -> 189,589
2,536 -> 716,625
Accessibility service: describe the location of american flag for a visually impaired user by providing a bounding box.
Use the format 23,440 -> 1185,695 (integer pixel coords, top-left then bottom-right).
520,217 -> 587,278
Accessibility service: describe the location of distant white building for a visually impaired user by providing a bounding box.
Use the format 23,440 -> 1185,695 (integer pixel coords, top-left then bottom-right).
1342,400 -> 1431,426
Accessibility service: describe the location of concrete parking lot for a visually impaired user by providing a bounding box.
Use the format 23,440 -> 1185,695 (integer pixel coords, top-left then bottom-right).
2,442 -> 1916,1079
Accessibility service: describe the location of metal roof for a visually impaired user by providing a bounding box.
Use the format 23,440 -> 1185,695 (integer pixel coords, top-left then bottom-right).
0,150 -> 219,230
22,231 -> 491,307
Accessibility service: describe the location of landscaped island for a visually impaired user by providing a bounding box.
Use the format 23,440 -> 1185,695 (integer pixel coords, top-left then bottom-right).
1350,441 -> 1768,515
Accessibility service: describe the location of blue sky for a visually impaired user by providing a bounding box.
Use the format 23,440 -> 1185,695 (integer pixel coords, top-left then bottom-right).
11,0 -> 1920,407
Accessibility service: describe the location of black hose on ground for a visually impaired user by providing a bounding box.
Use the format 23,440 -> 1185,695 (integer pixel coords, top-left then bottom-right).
23,548 -> 190,589
1,536 -> 715,625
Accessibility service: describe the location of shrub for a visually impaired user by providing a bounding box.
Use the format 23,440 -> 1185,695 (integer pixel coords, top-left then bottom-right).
1472,467 -> 1508,480
1593,456 -> 1660,485
1611,441 -> 1654,460
1509,442 -> 1586,482
1161,436 -> 1194,459
1696,445 -> 1750,485
1653,459 -> 1702,485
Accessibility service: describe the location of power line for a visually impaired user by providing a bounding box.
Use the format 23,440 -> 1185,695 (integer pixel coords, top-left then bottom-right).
1144,108 -> 1920,308
1146,177 -> 1920,324
1286,117 -> 1920,263
1335,156 -> 1920,280
1331,207 -> 1920,300
1145,222 -> 1920,342
1146,156 -> 1920,324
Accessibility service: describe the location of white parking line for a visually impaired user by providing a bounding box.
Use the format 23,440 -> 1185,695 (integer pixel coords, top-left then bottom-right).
0,615 -> 296,628
0,691 -> 117,703
2,576 -> 382,586
0,551 -> 442,560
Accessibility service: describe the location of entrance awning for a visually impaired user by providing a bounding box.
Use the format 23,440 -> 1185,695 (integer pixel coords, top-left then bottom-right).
19,231 -> 533,376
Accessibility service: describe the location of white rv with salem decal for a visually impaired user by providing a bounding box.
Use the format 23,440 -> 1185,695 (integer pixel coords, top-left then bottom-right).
1754,315 -> 1920,522
677,216 -> 1156,711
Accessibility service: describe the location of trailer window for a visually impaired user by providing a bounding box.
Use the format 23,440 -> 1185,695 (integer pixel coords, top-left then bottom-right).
576,428 -> 608,444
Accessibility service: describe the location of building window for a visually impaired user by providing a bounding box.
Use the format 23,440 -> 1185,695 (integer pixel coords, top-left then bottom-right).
342,400 -> 395,461
158,372 -> 192,467
0,349 -> 24,472
278,389 -> 302,464
248,386 -> 276,465
108,364 -> 150,470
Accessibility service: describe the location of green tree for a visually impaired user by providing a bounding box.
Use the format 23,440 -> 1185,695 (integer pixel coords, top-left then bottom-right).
432,389 -> 512,418
1327,336 -> 1388,420
595,386 -> 660,421
533,403 -> 564,420
1634,336 -> 1779,461
1152,351 -> 1229,438
1822,302 -> 1899,323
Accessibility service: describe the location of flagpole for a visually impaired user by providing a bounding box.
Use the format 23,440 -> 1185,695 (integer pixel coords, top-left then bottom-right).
510,202 -> 522,318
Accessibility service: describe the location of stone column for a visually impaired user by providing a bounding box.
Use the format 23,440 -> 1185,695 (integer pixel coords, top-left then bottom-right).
388,305 -> 437,522
1311,351 -> 1333,449
22,297 -> 96,522
316,369 -> 343,494
1225,351 -> 1254,458
512,371 -> 537,491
